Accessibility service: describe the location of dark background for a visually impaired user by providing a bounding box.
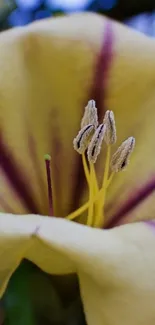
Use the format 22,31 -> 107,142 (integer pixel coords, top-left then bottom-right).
1,0 -> 155,32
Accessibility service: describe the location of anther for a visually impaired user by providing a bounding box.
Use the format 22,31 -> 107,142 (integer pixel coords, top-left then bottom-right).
73,124 -> 95,154
103,110 -> 116,145
81,100 -> 98,129
87,124 -> 106,163
111,136 -> 135,172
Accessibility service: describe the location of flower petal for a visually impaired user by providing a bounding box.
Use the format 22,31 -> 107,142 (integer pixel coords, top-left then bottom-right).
106,176 -> 155,228
1,13 -> 155,221
0,13 -> 111,215
102,23 -> 155,225
79,221 -> 155,325
1,214 -> 155,324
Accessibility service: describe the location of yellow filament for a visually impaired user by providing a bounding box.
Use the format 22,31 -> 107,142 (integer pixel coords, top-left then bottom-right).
92,163 -> 98,194
67,201 -> 89,220
82,153 -> 90,185
91,163 -> 99,226
66,148 -> 114,224
66,188 -> 103,220
102,146 -> 111,191
94,146 -> 111,227
107,172 -> 114,187
66,172 -> 114,222
87,163 -> 94,226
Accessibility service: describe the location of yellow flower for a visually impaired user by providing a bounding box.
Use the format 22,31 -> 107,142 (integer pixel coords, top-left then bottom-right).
0,12 -> 155,325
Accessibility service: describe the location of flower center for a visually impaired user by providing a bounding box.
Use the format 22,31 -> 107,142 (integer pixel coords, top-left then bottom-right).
67,146 -> 113,228
45,100 -> 135,228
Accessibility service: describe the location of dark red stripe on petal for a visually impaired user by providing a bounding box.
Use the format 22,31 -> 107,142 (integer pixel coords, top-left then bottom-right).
28,132 -> 47,213
105,177 -> 155,229
71,22 -> 114,212
90,22 -> 114,120
49,108 -> 63,216
0,136 -> 39,214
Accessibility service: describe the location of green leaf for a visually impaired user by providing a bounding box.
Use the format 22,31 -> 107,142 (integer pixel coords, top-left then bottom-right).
3,260 -> 36,325
30,268 -> 65,324
64,297 -> 87,325
3,260 -> 85,325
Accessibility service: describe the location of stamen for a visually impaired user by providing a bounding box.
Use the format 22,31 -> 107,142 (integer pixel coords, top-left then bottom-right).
66,187 -> 103,221
107,171 -> 114,187
67,185 -> 112,221
92,163 -> 98,194
87,124 -> 106,164
82,153 -> 90,185
111,136 -> 135,172
103,110 -> 116,145
95,145 -> 111,227
87,163 -> 94,226
70,100 -> 136,230
73,124 -> 94,154
44,154 -> 53,216
81,100 -> 98,129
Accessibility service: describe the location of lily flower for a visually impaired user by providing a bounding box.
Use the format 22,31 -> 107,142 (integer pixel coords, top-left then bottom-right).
0,12 -> 155,325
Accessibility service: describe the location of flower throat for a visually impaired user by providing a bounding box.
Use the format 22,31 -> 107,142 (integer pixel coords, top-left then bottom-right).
45,100 -> 135,228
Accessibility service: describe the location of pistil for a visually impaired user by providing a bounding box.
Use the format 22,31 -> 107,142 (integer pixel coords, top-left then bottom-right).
44,154 -> 53,216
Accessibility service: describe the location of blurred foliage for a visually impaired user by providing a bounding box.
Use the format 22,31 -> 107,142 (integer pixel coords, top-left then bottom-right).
3,262 -> 36,325
0,0 -> 16,30
2,260 -> 86,325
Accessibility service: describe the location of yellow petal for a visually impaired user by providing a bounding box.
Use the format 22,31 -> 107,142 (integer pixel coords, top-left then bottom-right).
1,213 -> 155,324
1,13 -> 155,222
0,213 -> 76,296
99,23 -> 155,226
0,13 -> 106,216
79,221 -> 155,325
